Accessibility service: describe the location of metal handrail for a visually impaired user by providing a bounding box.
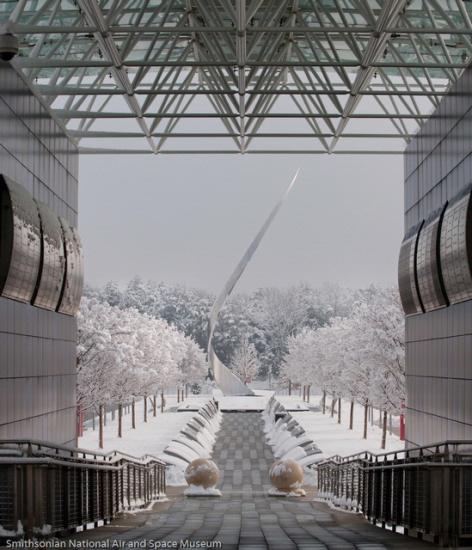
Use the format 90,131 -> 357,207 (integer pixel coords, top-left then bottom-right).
0,399 -> 222,540
317,439 -> 472,466
0,439 -> 167,539
316,439 -> 472,547
0,439 -> 165,465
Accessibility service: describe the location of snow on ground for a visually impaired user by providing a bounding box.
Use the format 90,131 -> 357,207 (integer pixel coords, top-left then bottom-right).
275,395 -> 310,411
164,405 -> 222,486
217,394 -> 273,411
83,394 -> 212,430
166,465 -> 187,486
263,399 -> 322,470
211,388 -> 276,411
291,395 -> 403,459
184,485 -> 222,497
79,397 -> 210,457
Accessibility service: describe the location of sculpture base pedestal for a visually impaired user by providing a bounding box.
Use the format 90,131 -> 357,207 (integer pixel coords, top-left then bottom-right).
216,393 -> 272,412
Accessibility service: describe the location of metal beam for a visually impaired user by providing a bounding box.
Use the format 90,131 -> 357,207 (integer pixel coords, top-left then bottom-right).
5,0 -> 471,154
14,59 -> 469,69
70,130 -> 413,139
55,110 -> 431,119
11,24 -> 472,35
78,147 -> 404,154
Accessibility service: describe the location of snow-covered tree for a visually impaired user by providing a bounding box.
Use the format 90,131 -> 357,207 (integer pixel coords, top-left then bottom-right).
281,285 -> 405,448
100,280 -> 123,307
253,285 -> 315,378
87,278 -> 366,391
77,297 -> 207,447
351,287 -> 405,447
229,334 -> 260,384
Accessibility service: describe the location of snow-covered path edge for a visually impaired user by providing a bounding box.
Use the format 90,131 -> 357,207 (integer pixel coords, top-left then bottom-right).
162,399 -> 222,486
262,397 -> 323,485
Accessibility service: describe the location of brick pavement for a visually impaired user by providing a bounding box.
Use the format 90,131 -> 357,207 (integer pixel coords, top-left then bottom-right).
69,412 -> 435,550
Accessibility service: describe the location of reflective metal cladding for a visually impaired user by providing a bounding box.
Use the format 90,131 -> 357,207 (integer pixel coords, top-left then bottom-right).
32,200 -> 66,311
416,204 -> 449,312
0,175 -> 41,303
398,221 -> 424,316
57,217 -> 83,316
440,185 -> 472,305
0,174 -> 83,316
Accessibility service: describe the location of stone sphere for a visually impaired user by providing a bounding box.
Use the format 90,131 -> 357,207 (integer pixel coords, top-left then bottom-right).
184,458 -> 220,489
269,459 -> 304,493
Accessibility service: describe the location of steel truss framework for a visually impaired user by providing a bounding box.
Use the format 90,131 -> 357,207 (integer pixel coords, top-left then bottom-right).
0,0 -> 471,154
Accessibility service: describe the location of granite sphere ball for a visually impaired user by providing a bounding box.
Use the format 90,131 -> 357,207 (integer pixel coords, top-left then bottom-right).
269,459 -> 304,493
184,458 -> 220,489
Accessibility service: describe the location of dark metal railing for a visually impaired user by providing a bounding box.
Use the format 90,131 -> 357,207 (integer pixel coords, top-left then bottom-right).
0,439 -> 166,539
317,440 -> 472,547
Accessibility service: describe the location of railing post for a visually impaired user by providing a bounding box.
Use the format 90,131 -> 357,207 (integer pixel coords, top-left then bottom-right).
96,470 -> 102,527
357,462 -> 362,513
391,460 -> 402,531
25,464 -> 35,538
455,466 -> 462,548
108,470 -> 118,519
64,467 -> 71,532
85,469 -> 91,526
117,466 -> 121,513
94,470 -> 100,527
440,465 -> 451,546
439,462 -> 461,548
120,463 -> 124,511
77,468 -> 84,528
148,467 -> 151,503
127,464 -> 131,509
47,467 -> 56,529
11,465 -> 19,533
364,463 -> 371,520
153,465 -> 157,499
143,467 -> 147,504
161,464 -> 165,495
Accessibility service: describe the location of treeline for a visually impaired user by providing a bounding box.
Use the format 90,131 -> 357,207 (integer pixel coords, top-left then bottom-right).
281,286 -> 405,449
85,278 -> 357,379
77,297 -> 207,448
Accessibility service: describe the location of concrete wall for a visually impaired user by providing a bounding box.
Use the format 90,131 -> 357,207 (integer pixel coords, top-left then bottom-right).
404,67 -> 472,447
0,63 -> 78,446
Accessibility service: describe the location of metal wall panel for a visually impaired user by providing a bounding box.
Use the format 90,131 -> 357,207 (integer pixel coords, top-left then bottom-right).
0,175 -> 41,303
404,65 -> 472,448
416,204 -> 448,312
33,199 -> 66,311
0,64 -> 78,447
439,186 -> 472,305
398,221 -> 424,315
57,218 -> 83,316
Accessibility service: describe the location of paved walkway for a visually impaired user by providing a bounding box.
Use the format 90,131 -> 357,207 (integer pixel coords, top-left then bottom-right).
70,412 -> 435,549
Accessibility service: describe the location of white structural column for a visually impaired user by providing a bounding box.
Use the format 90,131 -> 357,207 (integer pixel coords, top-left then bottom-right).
207,170 -> 300,396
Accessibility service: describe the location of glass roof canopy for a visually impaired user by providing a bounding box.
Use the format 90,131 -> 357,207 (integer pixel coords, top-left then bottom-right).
0,0 -> 471,154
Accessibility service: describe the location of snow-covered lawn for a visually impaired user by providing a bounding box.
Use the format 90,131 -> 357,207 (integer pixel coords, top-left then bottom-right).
79,396 -> 211,457
291,396 -> 403,459
275,395 -> 310,411
216,390 -> 273,411
213,389 -> 309,412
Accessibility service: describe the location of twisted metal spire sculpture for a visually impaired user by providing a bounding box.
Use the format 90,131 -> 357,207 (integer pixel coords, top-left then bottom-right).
207,169 -> 300,396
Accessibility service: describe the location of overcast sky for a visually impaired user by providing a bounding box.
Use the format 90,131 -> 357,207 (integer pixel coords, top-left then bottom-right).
79,152 -> 404,292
